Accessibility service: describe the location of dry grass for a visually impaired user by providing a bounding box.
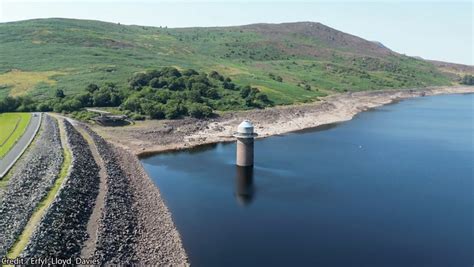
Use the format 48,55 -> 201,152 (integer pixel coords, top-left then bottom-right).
215,65 -> 250,76
0,70 -> 64,96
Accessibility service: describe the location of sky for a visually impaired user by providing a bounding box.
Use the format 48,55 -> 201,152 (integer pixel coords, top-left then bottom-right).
0,0 -> 472,65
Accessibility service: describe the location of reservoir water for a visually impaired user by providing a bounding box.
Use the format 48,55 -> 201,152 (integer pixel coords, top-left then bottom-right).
141,94 -> 473,266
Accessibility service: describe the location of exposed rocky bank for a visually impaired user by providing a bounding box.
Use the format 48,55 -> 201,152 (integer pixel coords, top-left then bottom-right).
22,120 -> 100,258
91,86 -> 474,156
82,124 -> 188,265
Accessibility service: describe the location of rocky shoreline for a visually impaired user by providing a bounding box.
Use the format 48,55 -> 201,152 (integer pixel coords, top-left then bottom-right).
114,146 -> 188,265
83,125 -> 188,265
86,126 -> 139,264
91,86 -> 474,157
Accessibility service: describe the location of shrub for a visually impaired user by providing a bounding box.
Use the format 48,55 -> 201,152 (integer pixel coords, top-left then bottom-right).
54,99 -> 82,113
184,90 -> 203,103
70,110 -> 96,121
55,89 -> 65,98
92,90 -> 111,106
0,96 -> 38,112
149,104 -> 166,119
141,102 -> 166,119
75,93 -> 93,107
269,73 -> 283,82
164,100 -> 186,119
15,96 -> 36,112
223,80 -> 236,90
150,77 -> 162,88
160,67 -> 182,78
240,85 -> 252,98
86,83 -> 99,93
182,69 -> 199,76
188,103 -> 213,118
131,113 -> 145,120
168,77 -> 186,90
461,74 -> 474,85
204,87 -> 219,99
37,102 -> 53,112
92,88 -> 122,107
129,72 -> 151,90
209,71 -> 224,81
121,95 -> 142,112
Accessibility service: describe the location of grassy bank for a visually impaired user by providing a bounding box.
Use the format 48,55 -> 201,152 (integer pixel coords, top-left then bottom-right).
0,19 -> 455,104
0,113 -> 31,158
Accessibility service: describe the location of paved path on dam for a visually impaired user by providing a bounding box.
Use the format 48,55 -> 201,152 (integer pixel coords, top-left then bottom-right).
0,113 -> 42,178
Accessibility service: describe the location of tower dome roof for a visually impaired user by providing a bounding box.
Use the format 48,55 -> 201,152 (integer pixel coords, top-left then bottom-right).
233,120 -> 258,138
237,120 -> 254,133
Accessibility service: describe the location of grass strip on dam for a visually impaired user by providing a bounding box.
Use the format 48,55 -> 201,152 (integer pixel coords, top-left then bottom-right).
0,113 -> 31,158
6,119 -> 72,259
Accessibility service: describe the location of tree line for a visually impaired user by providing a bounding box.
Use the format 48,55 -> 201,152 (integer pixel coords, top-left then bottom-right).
0,67 -> 273,120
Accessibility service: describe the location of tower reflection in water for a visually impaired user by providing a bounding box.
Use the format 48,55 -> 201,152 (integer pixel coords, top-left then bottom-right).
235,166 -> 255,206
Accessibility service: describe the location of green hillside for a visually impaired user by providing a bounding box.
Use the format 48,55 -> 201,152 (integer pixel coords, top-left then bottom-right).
0,18 -> 455,117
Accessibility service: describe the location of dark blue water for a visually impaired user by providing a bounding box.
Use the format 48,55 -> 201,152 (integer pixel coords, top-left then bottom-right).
141,94 -> 474,267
